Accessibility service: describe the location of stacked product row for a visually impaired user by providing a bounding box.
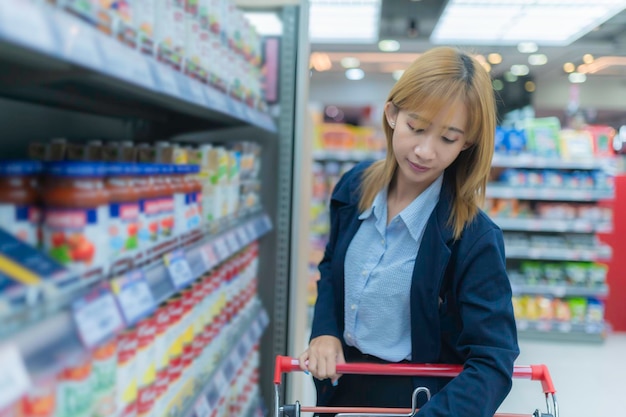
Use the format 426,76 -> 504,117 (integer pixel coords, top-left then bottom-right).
36,0 -> 266,111
1,243 -> 260,417
0,140 -> 262,276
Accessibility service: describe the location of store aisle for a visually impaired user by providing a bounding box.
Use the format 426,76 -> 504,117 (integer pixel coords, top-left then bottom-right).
296,332 -> 626,417
501,332 -> 626,417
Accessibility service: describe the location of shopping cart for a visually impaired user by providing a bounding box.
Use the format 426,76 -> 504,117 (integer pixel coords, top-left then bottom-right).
273,355 -> 558,417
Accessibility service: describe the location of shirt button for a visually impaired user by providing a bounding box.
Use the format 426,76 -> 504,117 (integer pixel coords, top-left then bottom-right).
381,239 -> 385,245
346,332 -> 352,339
351,304 -> 357,310
362,270 -> 367,276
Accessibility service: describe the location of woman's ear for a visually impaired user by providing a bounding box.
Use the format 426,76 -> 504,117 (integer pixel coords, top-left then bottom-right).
461,142 -> 473,151
384,101 -> 398,128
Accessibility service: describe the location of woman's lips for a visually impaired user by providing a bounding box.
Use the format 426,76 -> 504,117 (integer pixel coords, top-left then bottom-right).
408,160 -> 429,173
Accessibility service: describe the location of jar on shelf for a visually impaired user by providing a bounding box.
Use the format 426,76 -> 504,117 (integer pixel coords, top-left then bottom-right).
41,162 -> 110,275
106,163 -> 141,260
0,160 -> 42,247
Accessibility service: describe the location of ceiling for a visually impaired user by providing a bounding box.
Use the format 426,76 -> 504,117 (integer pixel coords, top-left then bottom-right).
308,0 -> 626,82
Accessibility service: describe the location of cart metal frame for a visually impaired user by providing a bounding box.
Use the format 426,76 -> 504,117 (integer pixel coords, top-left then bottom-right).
273,355 -> 558,417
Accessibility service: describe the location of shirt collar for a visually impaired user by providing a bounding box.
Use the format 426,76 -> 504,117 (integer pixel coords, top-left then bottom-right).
358,187 -> 387,221
400,174 -> 444,241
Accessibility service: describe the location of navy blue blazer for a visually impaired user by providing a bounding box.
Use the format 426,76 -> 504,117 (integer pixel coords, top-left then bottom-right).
311,161 -> 520,417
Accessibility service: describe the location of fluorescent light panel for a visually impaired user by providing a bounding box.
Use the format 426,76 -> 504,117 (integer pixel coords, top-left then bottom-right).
431,0 -> 626,46
309,0 -> 381,43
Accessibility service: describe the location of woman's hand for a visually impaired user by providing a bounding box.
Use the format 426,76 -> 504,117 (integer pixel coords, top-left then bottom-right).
299,335 -> 345,384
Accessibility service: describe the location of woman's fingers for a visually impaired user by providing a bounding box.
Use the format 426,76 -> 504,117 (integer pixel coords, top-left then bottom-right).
304,335 -> 343,380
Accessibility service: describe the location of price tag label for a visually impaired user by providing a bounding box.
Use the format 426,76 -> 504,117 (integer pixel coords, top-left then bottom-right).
558,322 -> 573,333
246,223 -> 257,241
262,215 -> 273,232
213,370 -> 228,393
213,237 -> 230,261
194,395 -> 211,417
155,63 -> 180,96
206,385 -> 220,409
0,344 -> 31,410
188,80 -> 208,106
226,232 -> 239,252
100,36 -> 155,89
72,284 -> 124,348
164,249 -> 194,289
204,86 -> 228,110
111,270 -> 156,326
200,244 -> 219,270
222,358 -> 235,382
0,0 -> 55,52
237,341 -> 248,361
56,14 -> 103,68
237,227 -> 249,246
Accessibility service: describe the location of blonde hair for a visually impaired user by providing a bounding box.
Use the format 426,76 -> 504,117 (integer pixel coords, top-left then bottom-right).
359,47 -> 496,240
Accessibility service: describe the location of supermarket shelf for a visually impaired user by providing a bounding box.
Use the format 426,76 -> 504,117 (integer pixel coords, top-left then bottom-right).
183,302 -> 269,417
491,154 -> 618,171
516,319 -> 607,343
0,0 -> 275,132
486,184 -> 613,201
494,217 -> 613,234
511,282 -> 609,298
5,212 -> 273,377
312,149 -> 385,162
505,245 -> 612,261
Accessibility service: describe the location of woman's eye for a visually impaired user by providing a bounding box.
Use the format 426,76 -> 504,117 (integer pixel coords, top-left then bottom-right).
442,136 -> 456,143
408,124 -> 423,133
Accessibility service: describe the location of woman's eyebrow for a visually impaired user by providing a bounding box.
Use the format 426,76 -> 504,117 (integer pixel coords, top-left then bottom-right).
407,112 -> 465,135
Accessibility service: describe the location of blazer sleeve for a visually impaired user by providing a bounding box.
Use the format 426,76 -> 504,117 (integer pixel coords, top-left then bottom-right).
309,170 -> 353,340
418,226 -> 520,417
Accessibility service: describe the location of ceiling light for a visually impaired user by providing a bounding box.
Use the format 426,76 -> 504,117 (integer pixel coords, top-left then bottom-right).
569,72 -> 587,83
525,81 -> 536,92
243,12 -> 283,36
392,70 -> 405,81
488,53 -> 502,65
528,54 -> 548,66
378,39 -> 400,52
504,72 -> 518,82
341,57 -> 360,68
583,53 -> 595,64
517,42 -> 538,53
511,65 -> 529,76
309,0 -> 382,43
563,62 -> 576,73
430,0 -> 626,46
309,52 -> 332,72
346,68 -> 365,80
492,79 -> 504,91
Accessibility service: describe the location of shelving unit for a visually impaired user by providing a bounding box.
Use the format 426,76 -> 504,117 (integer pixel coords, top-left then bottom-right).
0,0 -> 307,415
488,153 -> 615,343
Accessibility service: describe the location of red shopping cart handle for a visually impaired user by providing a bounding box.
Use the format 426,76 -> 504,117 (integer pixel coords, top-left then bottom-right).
274,355 -> 556,394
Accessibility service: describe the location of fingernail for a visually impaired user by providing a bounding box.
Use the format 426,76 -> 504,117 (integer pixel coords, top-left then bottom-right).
304,370 -> 310,375
332,379 -> 339,387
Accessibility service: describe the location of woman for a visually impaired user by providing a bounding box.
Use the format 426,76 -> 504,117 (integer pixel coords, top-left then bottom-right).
299,47 -> 520,417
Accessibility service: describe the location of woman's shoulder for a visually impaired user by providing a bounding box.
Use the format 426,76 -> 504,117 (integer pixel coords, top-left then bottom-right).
462,208 -> 503,242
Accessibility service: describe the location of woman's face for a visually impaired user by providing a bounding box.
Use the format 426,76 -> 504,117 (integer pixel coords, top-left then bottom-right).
385,100 -> 470,195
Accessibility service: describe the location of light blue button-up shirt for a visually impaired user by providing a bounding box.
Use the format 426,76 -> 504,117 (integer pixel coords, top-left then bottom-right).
343,175 -> 443,362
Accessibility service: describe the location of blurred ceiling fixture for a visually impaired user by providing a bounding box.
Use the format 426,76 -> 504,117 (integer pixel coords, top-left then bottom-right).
309,0 -> 382,43
341,57 -> 361,68
309,52 -> 332,72
488,53 -> 503,65
517,42 -> 539,53
583,54 -> 595,64
563,62 -> 576,73
378,39 -> 400,52
528,54 -> 548,66
568,72 -> 587,83
346,68 -> 365,80
431,0 -> 626,46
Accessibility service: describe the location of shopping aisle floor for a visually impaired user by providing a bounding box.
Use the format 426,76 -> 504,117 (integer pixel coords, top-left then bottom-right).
295,332 -> 626,417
